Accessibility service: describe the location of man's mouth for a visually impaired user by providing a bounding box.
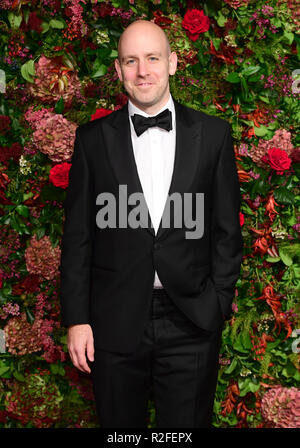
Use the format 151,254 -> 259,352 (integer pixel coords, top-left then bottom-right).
137,83 -> 152,87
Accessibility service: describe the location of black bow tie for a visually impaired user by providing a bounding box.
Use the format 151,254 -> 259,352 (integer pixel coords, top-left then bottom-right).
131,109 -> 172,137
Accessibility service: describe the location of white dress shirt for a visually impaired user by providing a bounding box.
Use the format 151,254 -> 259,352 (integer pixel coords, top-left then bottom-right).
128,94 -> 176,288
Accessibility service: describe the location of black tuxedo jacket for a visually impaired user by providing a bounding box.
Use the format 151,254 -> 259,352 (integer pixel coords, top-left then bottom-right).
59,98 -> 243,354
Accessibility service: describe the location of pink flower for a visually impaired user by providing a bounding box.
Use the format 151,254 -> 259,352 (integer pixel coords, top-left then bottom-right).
232,302 -> 238,313
28,55 -> 83,106
25,234 -> 61,280
249,129 -> 295,169
261,386 -> 300,428
25,107 -> 77,163
224,0 -> 250,9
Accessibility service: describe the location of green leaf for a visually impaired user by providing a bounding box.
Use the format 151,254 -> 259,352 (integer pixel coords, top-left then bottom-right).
297,44 -> 300,61
259,96 -> 270,104
238,378 -> 251,397
49,19 -> 65,29
233,334 -> 249,353
0,287 -> 10,304
241,331 -> 252,349
15,205 -> 29,218
55,97 -> 64,114
224,357 -> 238,374
25,308 -> 35,324
279,248 -> 293,266
91,64 -> 107,78
293,163 -> 300,180
109,49 -> 118,58
50,363 -> 65,376
50,364 -> 59,374
35,228 -> 46,240
0,366 -> 10,376
270,17 -> 281,28
216,11 -> 227,27
265,256 -> 280,263
21,60 -> 35,83
23,9 -> 30,24
241,203 -> 256,215
249,382 -> 260,393
60,334 -> 67,345
226,72 -> 240,84
283,31 -> 294,45
8,12 -> 22,29
240,76 -> 249,99
23,192 -> 33,201
294,370 -> 300,381
10,214 -> 22,233
211,38 -> 221,51
248,74 -> 260,83
274,187 -> 295,205
128,4 -> 137,13
249,177 -> 268,197
13,370 -> 25,382
254,125 -> 268,137
241,65 -> 260,77
41,22 -> 50,33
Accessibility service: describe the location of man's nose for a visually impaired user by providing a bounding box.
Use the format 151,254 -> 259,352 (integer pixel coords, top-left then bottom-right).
137,60 -> 149,76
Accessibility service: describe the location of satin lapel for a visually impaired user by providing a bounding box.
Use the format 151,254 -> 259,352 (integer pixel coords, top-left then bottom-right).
102,102 -> 155,236
101,100 -> 203,240
156,100 -> 203,240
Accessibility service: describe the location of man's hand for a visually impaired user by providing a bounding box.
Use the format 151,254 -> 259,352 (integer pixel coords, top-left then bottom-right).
67,324 -> 94,374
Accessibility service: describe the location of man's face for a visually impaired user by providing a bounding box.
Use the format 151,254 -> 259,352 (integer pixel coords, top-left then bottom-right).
115,23 -> 177,114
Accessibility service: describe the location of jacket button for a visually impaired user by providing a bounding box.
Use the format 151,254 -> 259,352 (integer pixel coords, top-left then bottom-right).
154,243 -> 162,250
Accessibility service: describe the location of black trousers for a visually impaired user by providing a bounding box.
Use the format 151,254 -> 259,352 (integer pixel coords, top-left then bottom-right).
90,288 -> 224,428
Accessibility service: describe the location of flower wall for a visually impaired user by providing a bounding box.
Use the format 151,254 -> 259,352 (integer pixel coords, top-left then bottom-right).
0,0 -> 299,428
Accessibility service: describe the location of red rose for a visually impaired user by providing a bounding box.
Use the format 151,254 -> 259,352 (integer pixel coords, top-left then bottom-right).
264,147 -> 292,175
49,162 -> 71,189
182,9 -> 210,42
91,108 -> 113,121
239,212 -> 244,226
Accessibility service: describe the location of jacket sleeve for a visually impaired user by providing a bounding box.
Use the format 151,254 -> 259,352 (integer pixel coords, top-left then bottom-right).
210,122 -> 243,320
59,126 -> 94,327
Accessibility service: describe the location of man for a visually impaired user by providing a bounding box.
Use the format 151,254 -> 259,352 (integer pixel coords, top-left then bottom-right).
59,19 -> 243,428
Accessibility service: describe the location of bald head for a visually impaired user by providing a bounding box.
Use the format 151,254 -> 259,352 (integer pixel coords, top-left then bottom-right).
114,19 -> 177,115
117,20 -> 171,61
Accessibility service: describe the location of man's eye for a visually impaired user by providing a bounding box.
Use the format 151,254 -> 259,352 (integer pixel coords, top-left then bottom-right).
150,57 -> 158,61
126,60 -> 135,64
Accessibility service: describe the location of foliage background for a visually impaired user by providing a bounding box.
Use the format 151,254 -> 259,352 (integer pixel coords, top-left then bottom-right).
0,0 -> 299,428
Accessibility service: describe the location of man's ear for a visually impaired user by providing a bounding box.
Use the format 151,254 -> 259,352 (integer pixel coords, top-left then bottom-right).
114,59 -> 123,82
169,51 -> 177,76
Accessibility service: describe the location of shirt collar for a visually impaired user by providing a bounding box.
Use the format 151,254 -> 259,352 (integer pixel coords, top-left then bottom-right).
128,94 -> 175,131
128,94 -> 175,118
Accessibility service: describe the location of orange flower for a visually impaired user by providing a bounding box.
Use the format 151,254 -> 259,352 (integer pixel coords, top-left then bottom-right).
221,382 -> 240,416
245,104 -> 269,128
250,226 -> 274,255
253,236 -> 269,255
238,169 -> 251,182
265,194 -> 280,222
254,285 -> 292,340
